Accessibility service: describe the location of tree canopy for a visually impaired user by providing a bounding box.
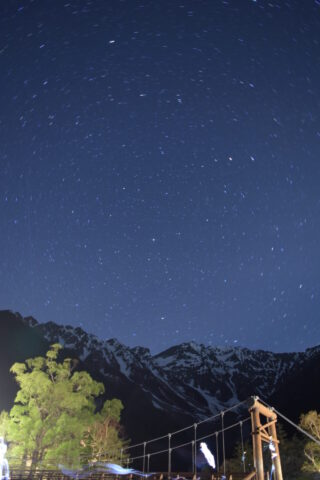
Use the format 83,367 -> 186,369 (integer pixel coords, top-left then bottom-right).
300,410 -> 320,474
1,344 -> 127,470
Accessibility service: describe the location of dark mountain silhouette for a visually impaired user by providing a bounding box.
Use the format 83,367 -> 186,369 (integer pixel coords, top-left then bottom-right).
1,309 -> 319,465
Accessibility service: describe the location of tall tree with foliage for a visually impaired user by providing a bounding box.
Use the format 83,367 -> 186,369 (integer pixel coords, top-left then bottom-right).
300,411 -> 320,473
275,423 -> 305,479
0,411 -> 10,438
82,398 -> 129,464
5,344 -> 127,470
226,438 -> 253,474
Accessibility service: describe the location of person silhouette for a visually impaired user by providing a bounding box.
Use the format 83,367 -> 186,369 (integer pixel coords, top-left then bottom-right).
0,437 -> 9,480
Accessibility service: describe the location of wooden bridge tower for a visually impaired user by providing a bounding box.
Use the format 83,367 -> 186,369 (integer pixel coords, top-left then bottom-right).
248,397 -> 283,480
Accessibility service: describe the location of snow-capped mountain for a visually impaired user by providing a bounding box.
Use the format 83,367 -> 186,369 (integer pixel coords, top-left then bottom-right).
1,310 -> 319,447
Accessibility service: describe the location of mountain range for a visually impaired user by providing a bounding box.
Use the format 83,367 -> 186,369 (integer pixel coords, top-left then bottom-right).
1,309 -> 319,466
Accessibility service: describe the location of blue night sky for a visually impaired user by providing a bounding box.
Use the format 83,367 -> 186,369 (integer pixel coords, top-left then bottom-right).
1,0 -> 320,353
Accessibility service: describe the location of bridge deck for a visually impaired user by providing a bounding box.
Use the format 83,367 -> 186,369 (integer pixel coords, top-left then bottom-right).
8,470 -> 255,480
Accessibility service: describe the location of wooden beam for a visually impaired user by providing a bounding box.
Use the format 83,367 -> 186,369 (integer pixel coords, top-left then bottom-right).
269,421 -> 283,480
260,431 -> 273,443
251,407 -> 264,480
260,420 -> 276,431
242,472 -> 256,480
248,398 -> 283,480
248,398 -> 277,420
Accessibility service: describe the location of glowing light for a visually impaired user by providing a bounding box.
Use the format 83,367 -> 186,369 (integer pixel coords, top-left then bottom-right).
0,437 -> 9,480
268,437 -> 277,459
268,437 -> 277,479
200,442 -> 216,469
60,463 -> 154,478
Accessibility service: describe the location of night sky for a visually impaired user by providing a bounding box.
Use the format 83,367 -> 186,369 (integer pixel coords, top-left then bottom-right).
1,0 -> 320,353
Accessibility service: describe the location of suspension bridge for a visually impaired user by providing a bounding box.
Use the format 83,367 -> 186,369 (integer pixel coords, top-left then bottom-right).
6,396 -> 320,480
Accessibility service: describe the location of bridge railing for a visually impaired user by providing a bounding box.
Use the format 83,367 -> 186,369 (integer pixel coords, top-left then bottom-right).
9,469 -> 255,480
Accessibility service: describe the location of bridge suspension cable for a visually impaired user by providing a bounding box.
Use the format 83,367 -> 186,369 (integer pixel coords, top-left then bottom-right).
10,395 -> 320,479
259,397 -> 320,447
66,398 -> 249,464
113,398 -> 249,456
8,398 -> 251,469
221,411 -> 226,476
240,420 -> 246,473
126,416 -> 251,463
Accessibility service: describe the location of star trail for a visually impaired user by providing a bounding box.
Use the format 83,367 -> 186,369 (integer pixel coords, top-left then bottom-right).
1,0 -> 320,352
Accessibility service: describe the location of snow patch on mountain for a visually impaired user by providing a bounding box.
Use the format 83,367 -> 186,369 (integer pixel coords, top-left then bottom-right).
20,314 -> 317,420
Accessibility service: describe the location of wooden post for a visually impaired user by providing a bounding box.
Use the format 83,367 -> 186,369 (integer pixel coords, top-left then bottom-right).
269,421 -> 283,480
243,473 -> 256,480
248,397 -> 283,480
250,405 -> 264,480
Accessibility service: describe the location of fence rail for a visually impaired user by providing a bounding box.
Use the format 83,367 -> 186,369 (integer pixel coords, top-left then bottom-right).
9,469 -> 253,480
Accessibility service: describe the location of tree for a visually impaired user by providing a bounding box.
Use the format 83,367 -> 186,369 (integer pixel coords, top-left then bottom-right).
0,411 -> 10,438
83,398 -> 129,464
5,344 -> 127,470
275,423 -> 305,479
300,411 -> 320,473
226,439 -> 253,474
